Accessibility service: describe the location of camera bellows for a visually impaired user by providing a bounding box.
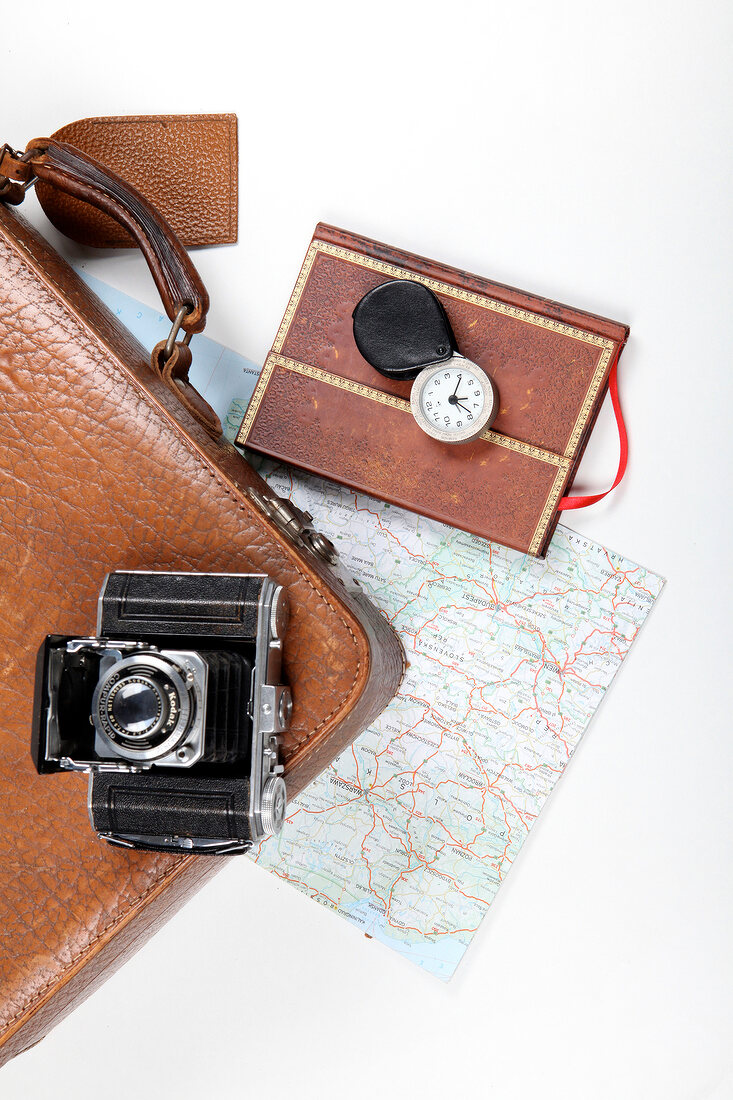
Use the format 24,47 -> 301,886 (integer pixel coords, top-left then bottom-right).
198,650 -> 253,764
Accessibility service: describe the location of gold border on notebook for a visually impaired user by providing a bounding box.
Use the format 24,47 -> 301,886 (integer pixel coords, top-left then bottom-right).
240,354 -> 572,556
267,242 -> 615,461
238,241 -> 616,555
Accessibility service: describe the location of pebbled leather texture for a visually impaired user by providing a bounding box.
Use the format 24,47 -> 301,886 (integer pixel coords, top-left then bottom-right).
35,114 -> 238,250
0,204 -> 404,1065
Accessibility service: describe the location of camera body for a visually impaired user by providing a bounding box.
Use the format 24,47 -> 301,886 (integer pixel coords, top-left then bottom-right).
32,571 -> 291,854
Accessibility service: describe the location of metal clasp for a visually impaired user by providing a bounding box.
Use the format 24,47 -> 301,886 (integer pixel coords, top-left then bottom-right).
0,145 -> 37,203
246,488 -> 339,565
163,303 -> 194,362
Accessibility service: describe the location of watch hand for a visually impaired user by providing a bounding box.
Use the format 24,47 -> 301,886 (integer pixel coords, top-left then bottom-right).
451,374 -> 462,398
455,399 -> 471,414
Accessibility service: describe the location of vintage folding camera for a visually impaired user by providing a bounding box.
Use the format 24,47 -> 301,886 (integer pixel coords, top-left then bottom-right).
32,571 -> 291,855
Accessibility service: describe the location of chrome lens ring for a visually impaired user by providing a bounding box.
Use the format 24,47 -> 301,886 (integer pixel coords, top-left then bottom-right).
106,673 -> 173,739
92,653 -> 192,763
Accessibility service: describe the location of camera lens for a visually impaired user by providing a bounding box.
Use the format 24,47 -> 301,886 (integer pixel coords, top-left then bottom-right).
104,672 -> 177,746
110,678 -> 164,737
93,654 -> 192,761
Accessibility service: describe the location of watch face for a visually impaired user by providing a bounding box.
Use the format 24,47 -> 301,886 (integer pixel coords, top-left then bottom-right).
410,357 -> 498,444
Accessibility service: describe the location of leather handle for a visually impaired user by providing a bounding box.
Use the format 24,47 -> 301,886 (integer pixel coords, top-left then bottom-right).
26,139 -> 209,333
18,137 -> 223,437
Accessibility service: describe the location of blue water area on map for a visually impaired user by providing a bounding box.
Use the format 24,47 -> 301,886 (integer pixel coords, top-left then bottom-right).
76,271 -> 261,435
344,900 -> 467,981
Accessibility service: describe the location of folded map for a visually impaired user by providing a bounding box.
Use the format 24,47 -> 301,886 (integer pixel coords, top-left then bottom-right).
82,272 -> 665,980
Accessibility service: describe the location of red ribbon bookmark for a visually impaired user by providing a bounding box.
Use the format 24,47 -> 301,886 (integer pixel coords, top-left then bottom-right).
558,360 -> 628,510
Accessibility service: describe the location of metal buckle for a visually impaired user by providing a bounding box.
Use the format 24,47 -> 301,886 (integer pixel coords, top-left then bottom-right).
0,145 -> 38,196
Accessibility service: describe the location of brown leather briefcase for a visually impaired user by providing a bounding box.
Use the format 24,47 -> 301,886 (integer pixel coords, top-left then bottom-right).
0,135 -> 403,1064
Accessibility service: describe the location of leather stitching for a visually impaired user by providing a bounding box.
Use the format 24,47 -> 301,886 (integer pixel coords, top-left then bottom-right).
196,460 -> 362,756
227,115 -> 235,242
0,215 -> 368,1039
1,855 -> 188,1034
35,158 -> 207,330
0,218 -> 364,735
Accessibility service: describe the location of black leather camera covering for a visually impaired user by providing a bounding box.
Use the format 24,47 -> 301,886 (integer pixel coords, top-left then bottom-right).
90,771 -> 252,852
100,572 -> 263,639
352,279 -> 459,380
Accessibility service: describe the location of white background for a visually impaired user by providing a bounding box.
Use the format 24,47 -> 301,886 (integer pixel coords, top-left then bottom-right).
2,1 -> 732,1097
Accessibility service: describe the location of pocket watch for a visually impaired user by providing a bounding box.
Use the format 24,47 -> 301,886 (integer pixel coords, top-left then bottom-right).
352,279 -> 498,444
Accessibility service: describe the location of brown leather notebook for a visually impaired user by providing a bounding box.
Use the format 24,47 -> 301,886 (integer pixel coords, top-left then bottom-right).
237,224 -> 629,557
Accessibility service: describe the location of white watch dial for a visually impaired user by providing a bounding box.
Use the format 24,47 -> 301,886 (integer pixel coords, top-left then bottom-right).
410,357 -> 498,444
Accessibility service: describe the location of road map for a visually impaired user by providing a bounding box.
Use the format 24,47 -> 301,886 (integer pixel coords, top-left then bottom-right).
83,273 -> 665,979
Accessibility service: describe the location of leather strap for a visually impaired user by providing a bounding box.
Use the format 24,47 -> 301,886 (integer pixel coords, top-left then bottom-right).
0,145 -> 32,205
558,360 -> 627,510
150,341 -> 222,438
26,139 -> 209,333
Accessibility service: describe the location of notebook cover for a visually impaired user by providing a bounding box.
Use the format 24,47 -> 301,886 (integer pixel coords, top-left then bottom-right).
237,224 -> 629,557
